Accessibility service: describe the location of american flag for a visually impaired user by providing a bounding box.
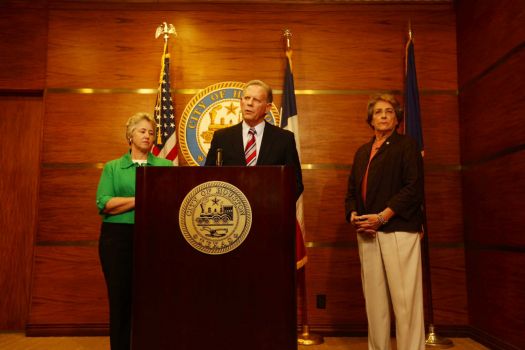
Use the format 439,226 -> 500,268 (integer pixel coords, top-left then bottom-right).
152,41 -> 178,165
281,49 -> 307,270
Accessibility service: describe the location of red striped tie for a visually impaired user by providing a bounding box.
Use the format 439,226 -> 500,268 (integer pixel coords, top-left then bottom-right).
245,128 -> 257,166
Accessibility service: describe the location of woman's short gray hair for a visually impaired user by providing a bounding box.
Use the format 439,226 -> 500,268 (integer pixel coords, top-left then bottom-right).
125,112 -> 156,143
366,94 -> 403,129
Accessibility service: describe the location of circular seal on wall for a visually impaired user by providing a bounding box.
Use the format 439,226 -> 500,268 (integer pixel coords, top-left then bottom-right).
179,81 -> 280,166
179,181 -> 252,255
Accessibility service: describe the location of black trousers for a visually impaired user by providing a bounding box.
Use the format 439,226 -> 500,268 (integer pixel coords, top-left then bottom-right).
99,222 -> 134,350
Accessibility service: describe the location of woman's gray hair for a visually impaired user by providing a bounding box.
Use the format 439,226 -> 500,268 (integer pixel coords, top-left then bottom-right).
125,112 -> 156,143
366,94 -> 403,129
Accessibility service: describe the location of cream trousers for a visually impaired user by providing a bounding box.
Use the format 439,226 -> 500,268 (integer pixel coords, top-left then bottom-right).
357,231 -> 425,350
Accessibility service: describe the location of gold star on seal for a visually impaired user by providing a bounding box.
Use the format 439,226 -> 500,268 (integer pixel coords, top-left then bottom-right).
225,102 -> 238,116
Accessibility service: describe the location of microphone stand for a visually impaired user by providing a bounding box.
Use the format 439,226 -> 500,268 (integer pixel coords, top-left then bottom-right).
216,148 -> 223,166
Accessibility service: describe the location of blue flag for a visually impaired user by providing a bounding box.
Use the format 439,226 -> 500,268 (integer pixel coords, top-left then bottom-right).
404,38 -> 424,155
281,55 -> 297,129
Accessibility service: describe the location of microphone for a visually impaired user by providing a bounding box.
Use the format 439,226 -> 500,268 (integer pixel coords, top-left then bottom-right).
216,148 -> 223,166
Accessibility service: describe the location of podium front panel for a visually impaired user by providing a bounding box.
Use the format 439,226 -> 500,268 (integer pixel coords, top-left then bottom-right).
132,166 -> 297,350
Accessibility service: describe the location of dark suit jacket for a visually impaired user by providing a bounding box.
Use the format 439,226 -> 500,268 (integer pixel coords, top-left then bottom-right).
344,131 -> 424,233
205,121 -> 304,198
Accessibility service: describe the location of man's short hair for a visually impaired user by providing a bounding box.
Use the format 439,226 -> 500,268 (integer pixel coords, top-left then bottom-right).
243,79 -> 273,103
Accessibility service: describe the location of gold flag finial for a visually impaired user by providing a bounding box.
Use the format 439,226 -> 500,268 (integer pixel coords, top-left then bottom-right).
283,28 -> 292,51
155,22 -> 177,42
408,20 -> 413,41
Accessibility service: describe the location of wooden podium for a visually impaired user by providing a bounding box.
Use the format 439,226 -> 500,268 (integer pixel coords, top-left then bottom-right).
132,166 -> 297,350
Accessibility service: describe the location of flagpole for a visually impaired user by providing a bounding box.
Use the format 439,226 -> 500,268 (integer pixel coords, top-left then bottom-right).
404,24 -> 453,348
282,28 -> 323,347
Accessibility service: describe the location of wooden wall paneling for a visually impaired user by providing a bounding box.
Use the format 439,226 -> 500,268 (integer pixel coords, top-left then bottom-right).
300,248 -> 469,330
301,169 -> 464,244
459,50 -> 525,164
424,171 -> 463,243
299,95 -> 373,165
466,250 -> 525,349
0,97 -> 43,330
43,93 -> 196,164
456,0 -> 525,86
30,2 -> 460,334
457,1 -> 525,347
419,95 -> 460,165
299,94 -> 459,165
46,4 -> 455,90
0,7 -> 48,90
38,168 -> 103,242
43,93 -> 157,163
27,247 -> 108,334
302,169 -> 352,243
427,248 -> 468,325
462,153 -> 525,247
303,247 -> 367,331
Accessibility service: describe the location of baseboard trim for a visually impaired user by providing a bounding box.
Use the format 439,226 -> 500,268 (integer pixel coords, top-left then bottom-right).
304,324 -> 470,338
25,323 -> 522,349
25,323 -> 108,337
468,326 -> 523,350
305,324 -> 521,350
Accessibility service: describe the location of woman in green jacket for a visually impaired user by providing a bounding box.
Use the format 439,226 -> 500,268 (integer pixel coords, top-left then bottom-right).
96,112 -> 172,350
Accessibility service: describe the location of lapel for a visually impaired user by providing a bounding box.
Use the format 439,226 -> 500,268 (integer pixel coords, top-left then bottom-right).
257,121 -> 274,165
228,123 -> 246,165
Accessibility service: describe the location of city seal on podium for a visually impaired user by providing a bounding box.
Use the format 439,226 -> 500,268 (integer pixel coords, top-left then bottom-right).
179,81 -> 280,166
179,181 -> 252,255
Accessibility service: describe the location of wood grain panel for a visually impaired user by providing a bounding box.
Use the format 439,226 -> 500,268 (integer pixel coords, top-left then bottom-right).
419,95 -> 460,165
459,50 -> 525,164
428,248 -> 468,325
302,169 -> 351,243
424,171 -> 463,243
43,93 -> 459,166
38,168 -> 103,242
299,247 -> 468,330
299,95 -> 372,165
0,7 -> 47,90
463,152 -> 525,247
43,93 -> 158,163
303,169 -> 462,244
28,247 -> 108,325
46,4 -> 456,90
30,1 -> 461,335
302,248 -> 367,328
456,0 -> 525,86
0,97 -> 43,330
299,94 -> 459,165
457,3 -> 525,348
466,250 -> 525,349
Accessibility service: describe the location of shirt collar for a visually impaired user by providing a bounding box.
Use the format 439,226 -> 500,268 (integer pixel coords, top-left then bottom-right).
121,151 -> 154,168
242,120 -> 265,137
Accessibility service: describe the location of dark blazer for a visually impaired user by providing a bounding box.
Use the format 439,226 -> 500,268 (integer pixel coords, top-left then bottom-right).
344,131 -> 424,233
205,121 -> 304,198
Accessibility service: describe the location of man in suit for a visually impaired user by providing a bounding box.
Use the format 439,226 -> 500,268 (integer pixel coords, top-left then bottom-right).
205,79 -> 303,198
